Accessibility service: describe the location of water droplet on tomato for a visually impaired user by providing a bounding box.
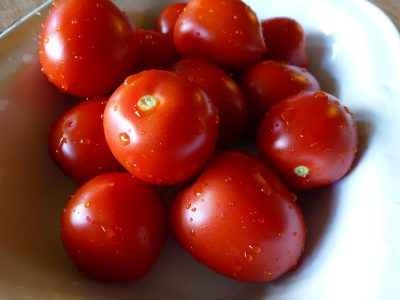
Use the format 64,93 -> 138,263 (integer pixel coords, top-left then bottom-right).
264,270 -> 273,277
293,231 -> 298,237
189,217 -> 193,222
244,251 -> 253,262
337,152 -> 344,158
249,244 -> 261,254
100,224 -> 116,238
55,26 -> 61,32
190,229 -> 195,235
44,37 -> 49,44
191,207 -> 197,212
119,132 -> 130,146
71,19 -> 78,25
79,137 -> 91,145
185,203 -> 191,209
84,201 -> 91,208
224,177 -> 232,183
233,15 -> 239,20
66,121 -> 74,128
232,262 -> 243,272
313,91 -> 328,100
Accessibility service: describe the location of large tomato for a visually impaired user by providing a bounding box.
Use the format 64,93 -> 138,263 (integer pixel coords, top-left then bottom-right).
173,0 -> 266,71
39,0 -> 138,97
61,172 -> 167,282
170,150 -> 306,282
257,91 -> 358,190
103,70 -> 219,185
171,58 -> 248,144
48,97 -> 123,184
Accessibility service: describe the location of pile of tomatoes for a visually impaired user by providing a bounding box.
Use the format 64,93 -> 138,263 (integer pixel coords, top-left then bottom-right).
40,0 -> 358,283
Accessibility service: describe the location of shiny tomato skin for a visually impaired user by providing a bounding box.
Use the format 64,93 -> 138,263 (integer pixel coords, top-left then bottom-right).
257,91 -> 358,190
135,29 -> 179,72
170,150 -> 306,282
40,0 -> 138,98
48,97 -> 123,184
240,60 -> 320,127
171,58 -> 248,144
262,17 -> 308,67
61,172 -> 167,282
156,2 -> 187,37
103,70 -> 219,185
173,0 -> 266,71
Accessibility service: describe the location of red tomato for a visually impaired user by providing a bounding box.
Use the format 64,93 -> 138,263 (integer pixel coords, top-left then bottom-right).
135,29 -> 179,72
171,58 -> 248,144
257,91 -> 358,190
174,0 -> 266,71
240,60 -> 320,127
61,172 -> 167,282
48,97 -> 123,184
156,2 -> 187,37
103,70 -> 219,185
261,17 -> 308,67
170,150 -> 306,282
39,0 -> 138,97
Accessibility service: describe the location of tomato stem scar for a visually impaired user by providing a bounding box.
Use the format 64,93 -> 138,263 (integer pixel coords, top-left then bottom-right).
138,95 -> 158,111
294,166 -> 309,177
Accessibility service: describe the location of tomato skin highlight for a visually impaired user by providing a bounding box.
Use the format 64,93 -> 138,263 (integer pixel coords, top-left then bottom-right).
173,0 -> 266,71
61,172 -> 168,282
170,150 -> 306,282
257,91 -> 358,190
103,70 -> 219,185
156,2 -> 187,37
240,60 -> 320,128
48,97 -> 123,184
171,58 -> 248,144
39,0 -> 138,98
261,17 -> 308,67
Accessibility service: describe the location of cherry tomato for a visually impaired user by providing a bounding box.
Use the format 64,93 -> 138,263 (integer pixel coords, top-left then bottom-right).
61,172 -> 167,282
240,60 -> 320,127
171,58 -> 248,144
174,0 -> 266,71
48,97 -> 123,184
156,2 -> 187,37
40,0 -> 138,97
261,17 -> 308,67
170,150 -> 306,282
103,70 -> 219,185
257,91 -> 358,190
135,29 -> 179,72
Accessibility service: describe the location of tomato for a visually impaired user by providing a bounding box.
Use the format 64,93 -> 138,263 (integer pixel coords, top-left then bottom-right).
257,91 -> 358,190
173,0 -> 266,71
240,60 -> 320,127
156,2 -> 187,37
135,29 -> 179,72
171,58 -> 248,144
48,97 -> 123,184
39,0 -> 138,98
261,17 -> 308,67
170,150 -> 306,282
61,172 -> 167,282
103,70 -> 219,185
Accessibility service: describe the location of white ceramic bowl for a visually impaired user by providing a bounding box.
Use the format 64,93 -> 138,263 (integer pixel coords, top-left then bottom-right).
1,0 -> 400,299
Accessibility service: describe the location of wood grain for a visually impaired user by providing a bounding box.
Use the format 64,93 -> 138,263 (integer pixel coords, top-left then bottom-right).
0,0 -> 399,33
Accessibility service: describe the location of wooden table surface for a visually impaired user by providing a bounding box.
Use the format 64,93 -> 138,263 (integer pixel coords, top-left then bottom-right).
1,0 -> 399,33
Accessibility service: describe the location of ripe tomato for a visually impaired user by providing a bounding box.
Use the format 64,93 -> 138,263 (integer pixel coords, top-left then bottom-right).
103,70 -> 219,185
171,58 -> 248,144
40,0 -> 138,97
240,60 -> 320,127
156,2 -> 187,37
48,97 -> 123,184
261,17 -> 308,67
170,150 -> 306,282
61,172 -> 167,282
174,0 -> 266,71
257,91 -> 358,190
135,29 -> 179,72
